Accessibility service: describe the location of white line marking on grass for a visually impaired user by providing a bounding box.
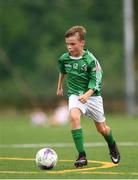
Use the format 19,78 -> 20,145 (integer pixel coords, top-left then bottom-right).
0,142 -> 138,148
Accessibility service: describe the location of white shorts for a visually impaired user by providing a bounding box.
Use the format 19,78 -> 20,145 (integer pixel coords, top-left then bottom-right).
69,95 -> 105,122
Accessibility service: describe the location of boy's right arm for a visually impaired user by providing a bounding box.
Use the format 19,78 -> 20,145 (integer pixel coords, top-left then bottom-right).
57,73 -> 66,96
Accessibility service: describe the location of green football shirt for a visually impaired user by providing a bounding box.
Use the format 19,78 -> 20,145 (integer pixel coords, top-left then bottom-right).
58,49 -> 103,97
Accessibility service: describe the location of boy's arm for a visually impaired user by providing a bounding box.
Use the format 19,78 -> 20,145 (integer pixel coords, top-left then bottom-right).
57,73 -> 66,96
88,60 -> 102,92
79,60 -> 102,104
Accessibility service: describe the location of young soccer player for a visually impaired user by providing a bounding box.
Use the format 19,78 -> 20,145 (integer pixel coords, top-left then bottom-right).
56,25 -> 120,167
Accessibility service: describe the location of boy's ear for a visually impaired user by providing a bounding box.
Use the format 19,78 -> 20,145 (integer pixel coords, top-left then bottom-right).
82,40 -> 85,46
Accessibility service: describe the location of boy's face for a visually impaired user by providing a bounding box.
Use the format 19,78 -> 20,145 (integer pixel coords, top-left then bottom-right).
65,33 -> 85,57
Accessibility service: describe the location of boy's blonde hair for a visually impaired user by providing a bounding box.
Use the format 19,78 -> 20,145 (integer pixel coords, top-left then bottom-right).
65,26 -> 87,40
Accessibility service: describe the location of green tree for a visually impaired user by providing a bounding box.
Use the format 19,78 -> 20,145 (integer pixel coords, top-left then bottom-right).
0,0 -> 124,110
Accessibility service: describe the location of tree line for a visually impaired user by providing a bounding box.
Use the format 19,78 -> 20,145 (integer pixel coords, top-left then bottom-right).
0,0 -> 130,110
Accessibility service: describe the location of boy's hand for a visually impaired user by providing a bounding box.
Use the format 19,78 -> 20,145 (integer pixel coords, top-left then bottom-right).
79,94 -> 89,103
79,89 -> 94,103
57,88 -> 63,96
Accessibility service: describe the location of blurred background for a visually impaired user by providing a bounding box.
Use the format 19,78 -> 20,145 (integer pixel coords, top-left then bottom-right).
0,0 -> 137,115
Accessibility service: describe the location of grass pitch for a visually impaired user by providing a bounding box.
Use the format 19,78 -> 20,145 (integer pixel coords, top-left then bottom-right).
0,113 -> 138,179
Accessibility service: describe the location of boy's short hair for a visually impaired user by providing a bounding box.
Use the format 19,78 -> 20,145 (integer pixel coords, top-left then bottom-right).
65,25 -> 87,40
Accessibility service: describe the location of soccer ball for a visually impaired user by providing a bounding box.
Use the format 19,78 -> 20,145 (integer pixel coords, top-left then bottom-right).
35,148 -> 58,170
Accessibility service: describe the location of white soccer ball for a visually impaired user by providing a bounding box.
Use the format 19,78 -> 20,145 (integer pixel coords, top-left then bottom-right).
35,148 -> 58,170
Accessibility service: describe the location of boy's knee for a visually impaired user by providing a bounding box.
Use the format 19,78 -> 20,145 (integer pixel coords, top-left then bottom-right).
97,126 -> 110,136
70,108 -> 81,129
70,109 -> 81,120
70,113 -> 79,122
70,112 -> 75,119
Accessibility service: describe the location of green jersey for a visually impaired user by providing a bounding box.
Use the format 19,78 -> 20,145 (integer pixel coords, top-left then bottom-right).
58,49 -> 103,97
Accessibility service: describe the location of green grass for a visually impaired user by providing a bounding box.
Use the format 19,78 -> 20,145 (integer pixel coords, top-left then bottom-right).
0,113 -> 138,179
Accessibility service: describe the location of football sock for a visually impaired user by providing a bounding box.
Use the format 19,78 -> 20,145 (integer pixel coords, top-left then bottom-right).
103,130 -> 115,146
71,128 -> 85,154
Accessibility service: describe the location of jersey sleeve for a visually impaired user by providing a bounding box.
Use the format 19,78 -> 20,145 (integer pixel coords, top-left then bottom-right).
58,58 -> 66,74
88,60 -> 103,92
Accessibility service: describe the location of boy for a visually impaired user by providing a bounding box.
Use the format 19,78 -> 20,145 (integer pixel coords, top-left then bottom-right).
56,25 -> 120,167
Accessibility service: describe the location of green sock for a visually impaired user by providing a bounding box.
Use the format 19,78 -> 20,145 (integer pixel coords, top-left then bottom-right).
103,130 -> 115,145
71,128 -> 85,154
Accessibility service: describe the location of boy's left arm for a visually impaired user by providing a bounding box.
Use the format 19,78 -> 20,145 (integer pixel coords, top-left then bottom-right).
79,60 -> 102,104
